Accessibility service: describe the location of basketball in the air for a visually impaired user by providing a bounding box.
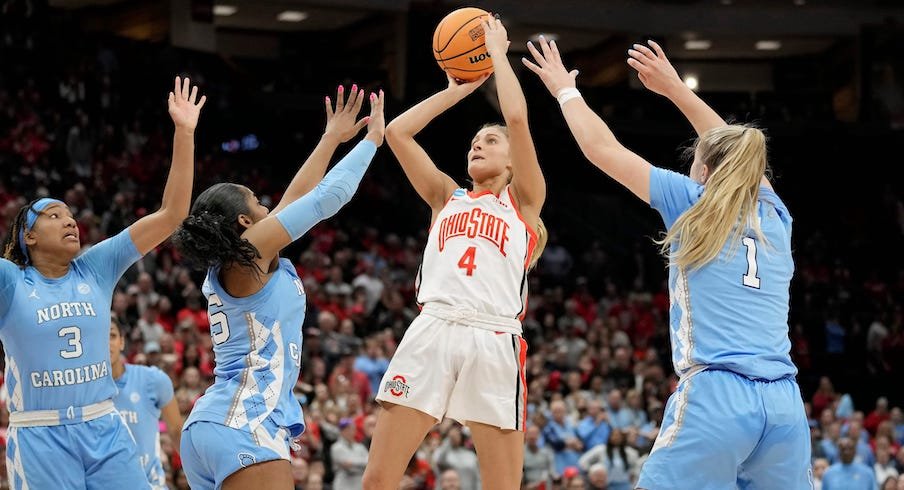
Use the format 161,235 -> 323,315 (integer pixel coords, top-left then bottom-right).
432,7 -> 494,82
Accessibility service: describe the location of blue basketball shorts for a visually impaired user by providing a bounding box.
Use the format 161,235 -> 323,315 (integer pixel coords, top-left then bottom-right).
6,412 -> 151,490
181,420 -> 292,490
637,369 -> 812,490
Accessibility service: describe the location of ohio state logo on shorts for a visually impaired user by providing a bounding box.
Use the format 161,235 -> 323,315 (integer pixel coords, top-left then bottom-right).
384,375 -> 410,398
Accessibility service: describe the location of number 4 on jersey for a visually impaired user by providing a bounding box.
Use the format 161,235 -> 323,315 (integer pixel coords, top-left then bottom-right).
458,246 -> 477,276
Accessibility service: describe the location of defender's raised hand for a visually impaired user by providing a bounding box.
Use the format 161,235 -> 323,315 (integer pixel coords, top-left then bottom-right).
325,84 -> 369,143
521,36 -> 579,99
627,40 -> 684,98
168,76 -> 207,131
365,89 -> 386,147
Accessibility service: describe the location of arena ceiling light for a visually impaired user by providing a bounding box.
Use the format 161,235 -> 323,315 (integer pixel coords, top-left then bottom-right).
683,74 -> 699,91
277,10 -> 308,22
684,40 -> 712,50
755,40 -> 782,50
213,4 -> 237,16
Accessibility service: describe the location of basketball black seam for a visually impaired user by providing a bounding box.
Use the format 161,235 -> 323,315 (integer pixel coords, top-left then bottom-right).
434,13 -> 486,54
446,66 -> 492,73
435,42 -> 488,63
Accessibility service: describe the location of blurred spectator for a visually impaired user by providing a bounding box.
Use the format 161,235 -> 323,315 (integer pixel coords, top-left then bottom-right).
400,453 -> 435,490
543,400 -> 583,474
813,458 -> 830,490
354,337 -> 389,395
868,397 -> 892,436
822,437 -> 877,490
433,425 -> 480,490
523,425 -> 556,489
586,463 -> 609,490
813,376 -> 838,422
576,399 -> 611,451
577,429 -> 639,490
438,469 -> 461,490
330,418 -> 368,490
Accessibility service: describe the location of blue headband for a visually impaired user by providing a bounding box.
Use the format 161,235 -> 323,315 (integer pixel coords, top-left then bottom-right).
18,198 -> 65,263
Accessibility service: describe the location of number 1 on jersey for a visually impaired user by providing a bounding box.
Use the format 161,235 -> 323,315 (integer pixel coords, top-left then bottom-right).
742,237 -> 761,289
458,246 -> 477,276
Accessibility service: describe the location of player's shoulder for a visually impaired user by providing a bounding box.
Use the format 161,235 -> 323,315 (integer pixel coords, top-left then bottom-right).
278,257 -> 300,280
0,258 -> 23,281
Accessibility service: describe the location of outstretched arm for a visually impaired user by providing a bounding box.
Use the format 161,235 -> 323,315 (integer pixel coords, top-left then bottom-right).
241,91 -> 386,269
483,17 -> 545,221
385,75 -> 489,213
628,40 -> 772,189
129,76 -> 206,255
628,40 -> 725,135
270,85 -> 369,215
522,38 -> 652,203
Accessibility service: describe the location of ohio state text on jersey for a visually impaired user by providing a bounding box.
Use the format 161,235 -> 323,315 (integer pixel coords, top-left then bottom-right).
416,186 -> 538,319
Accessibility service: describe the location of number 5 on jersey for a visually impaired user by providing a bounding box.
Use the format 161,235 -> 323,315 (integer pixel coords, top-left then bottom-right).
208,293 -> 230,345
458,246 -> 477,276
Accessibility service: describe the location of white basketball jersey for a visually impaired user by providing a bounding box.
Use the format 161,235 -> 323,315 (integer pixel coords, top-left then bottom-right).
416,186 -> 537,319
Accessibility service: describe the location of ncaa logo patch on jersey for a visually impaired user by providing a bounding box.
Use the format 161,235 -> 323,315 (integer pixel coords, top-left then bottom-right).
453,189 -> 466,198
130,391 -> 141,403
77,283 -> 91,294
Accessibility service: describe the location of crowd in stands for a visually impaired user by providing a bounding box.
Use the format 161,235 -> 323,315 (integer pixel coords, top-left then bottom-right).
0,4 -> 902,489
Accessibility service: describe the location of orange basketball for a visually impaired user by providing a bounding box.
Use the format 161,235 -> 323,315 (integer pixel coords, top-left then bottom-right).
432,7 -> 494,82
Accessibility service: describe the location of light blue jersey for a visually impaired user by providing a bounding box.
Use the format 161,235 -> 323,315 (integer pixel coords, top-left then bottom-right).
186,257 -> 306,441
181,139 -> 375,490
1,228 -> 150,490
649,167 -> 796,381
114,364 -> 174,489
0,229 -> 140,412
638,167 -> 810,490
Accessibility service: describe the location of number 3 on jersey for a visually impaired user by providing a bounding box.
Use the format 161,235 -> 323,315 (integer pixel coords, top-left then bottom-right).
208,293 -> 230,345
458,246 -> 477,276
59,326 -> 83,359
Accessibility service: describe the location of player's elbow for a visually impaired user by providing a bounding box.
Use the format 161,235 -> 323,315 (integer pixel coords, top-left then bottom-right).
384,121 -> 409,143
581,144 -> 609,166
504,110 -> 528,128
582,141 -> 621,167
154,207 -> 189,231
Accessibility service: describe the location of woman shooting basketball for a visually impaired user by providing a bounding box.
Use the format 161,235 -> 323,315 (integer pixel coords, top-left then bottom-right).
363,16 -> 547,490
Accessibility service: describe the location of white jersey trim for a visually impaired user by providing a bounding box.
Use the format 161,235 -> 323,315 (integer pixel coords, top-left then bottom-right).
421,303 -> 522,335
8,399 -> 115,427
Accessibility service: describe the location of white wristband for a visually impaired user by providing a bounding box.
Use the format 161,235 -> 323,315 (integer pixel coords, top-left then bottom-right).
556,87 -> 582,107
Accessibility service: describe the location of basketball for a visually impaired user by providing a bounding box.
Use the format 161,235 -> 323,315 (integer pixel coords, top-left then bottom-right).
433,7 -> 494,82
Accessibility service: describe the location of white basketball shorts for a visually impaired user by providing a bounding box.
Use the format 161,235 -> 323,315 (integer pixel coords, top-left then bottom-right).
375,303 -> 528,431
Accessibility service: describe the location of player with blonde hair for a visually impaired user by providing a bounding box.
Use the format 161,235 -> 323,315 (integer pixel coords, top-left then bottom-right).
524,37 -> 810,489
